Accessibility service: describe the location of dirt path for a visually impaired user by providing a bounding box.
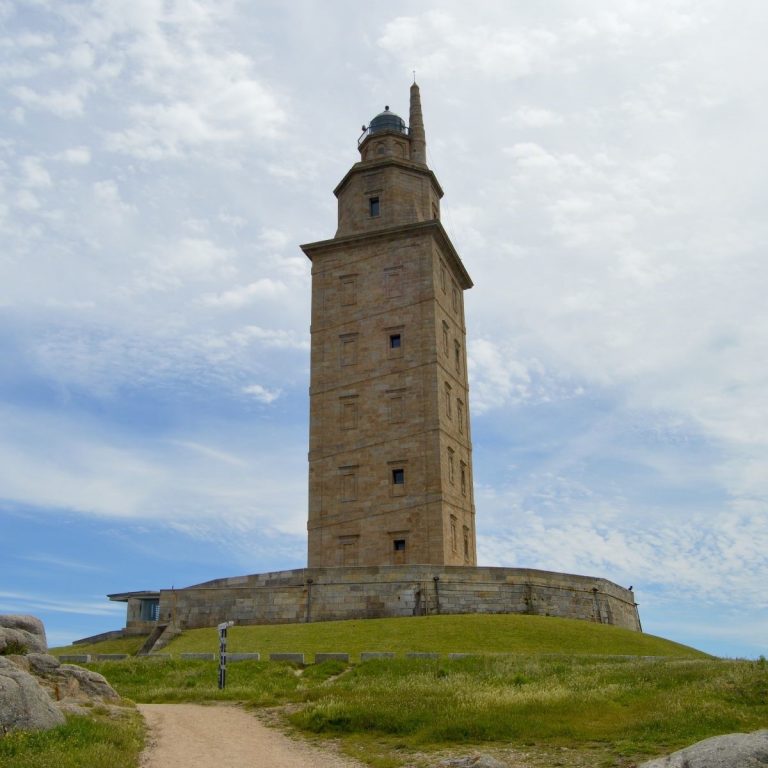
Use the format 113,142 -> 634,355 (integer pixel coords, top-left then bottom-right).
137,703 -> 367,768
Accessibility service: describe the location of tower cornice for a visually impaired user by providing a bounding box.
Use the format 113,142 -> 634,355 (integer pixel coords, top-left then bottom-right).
333,157 -> 444,200
301,219 -> 473,289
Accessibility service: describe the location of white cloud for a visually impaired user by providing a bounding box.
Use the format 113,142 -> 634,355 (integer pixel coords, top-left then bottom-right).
229,326 -> 310,351
0,591 -> 125,617
379,11 -> 557,80
10,82 -> 89,117
201,278 -> 287,308
58,146 -> 91,165
136,237 -> 235,291
506,106 -> 564,127
242,383 -> 281,404
21,156 -> 52,188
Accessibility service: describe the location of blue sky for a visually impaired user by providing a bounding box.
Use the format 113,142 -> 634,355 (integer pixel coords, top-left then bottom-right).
1,0 -> 766,657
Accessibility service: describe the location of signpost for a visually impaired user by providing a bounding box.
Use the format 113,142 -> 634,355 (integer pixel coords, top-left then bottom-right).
217,620 -> 234,690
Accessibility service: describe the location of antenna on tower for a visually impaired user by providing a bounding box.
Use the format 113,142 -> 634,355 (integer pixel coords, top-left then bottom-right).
412,69 -> 416,84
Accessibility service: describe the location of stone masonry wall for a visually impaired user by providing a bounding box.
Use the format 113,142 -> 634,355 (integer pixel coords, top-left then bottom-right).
157,565 -> 641,632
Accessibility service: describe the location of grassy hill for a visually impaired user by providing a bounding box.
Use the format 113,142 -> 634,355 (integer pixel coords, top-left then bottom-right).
43,616 -> 768,767
54,613 -> 707,660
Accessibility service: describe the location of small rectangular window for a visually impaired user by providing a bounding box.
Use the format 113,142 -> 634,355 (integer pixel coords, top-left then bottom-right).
450,516 -> 458,552
452,282 -> 459,312
369,196 -> 380,217
454,341 -> 462,373
444,382 -> 452,418
463,526 -> 470,559
389,333 -> 401,349
442,321 -> 449,356
393,538 -> 406,551
447,448 -> 455,484
457,400 -> 464,434
460,462 -> 467,496
392,468 -> 405,485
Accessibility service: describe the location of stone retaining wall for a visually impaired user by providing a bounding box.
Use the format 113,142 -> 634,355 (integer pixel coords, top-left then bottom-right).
155,565 -> 640,632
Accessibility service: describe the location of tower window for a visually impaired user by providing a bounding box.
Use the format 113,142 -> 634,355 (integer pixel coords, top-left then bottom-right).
393,539 -> 406,551
457,400 -> 465,434
369,196 -> 380,217
442,321 -> 449,355
389,333 -> 401,349
460,461 -> 467,496
447,448 -> 455,484
454,341 -> 462,372
463,526 -> 470,560
392,468 -> 405,485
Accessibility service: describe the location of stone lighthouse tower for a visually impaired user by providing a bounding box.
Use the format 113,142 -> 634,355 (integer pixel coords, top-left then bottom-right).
302,83 -> 476,568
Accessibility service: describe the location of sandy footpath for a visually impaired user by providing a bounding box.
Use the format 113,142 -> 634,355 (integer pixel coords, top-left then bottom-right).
138,703 -> 367,768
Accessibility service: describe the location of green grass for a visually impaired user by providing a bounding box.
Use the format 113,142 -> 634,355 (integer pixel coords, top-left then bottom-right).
290,655 -> 768,761
51,635 -> 149,657
83,657 -> 344,705
0,709 -> 144,768
43,615 -> 756,767
165,614 -> 706,661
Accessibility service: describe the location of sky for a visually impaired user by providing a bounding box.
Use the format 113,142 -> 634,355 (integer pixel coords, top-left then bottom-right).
1,0 -> 766,658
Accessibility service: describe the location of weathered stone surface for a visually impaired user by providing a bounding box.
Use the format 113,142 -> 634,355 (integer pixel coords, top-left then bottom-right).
361,652 -> 396,661
152,565 -> 640,633
314,652 -> 349,663
10,653 -> 119,703
269,653 -> 305,664
57,664 -> 120,701
639,730 -> 768,767
180,652 -> 215,660
0,614 -> 47,654
59,654 -> 91,663
0,657 -> 65,733
228,653 -> 261,662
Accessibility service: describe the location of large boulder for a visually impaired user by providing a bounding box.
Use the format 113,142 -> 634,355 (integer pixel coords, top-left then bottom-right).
11,653 -> 119,704
0,615 -> 47,654
0,657 -> 65,733
0,614 -> 122,733
639,730 -> 768,767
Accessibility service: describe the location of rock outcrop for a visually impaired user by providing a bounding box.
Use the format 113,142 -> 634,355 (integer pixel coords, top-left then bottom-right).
0,614 -> 121,733
0,658 -> 65,733
0,615 -> 48,655
639,730 -> 768,767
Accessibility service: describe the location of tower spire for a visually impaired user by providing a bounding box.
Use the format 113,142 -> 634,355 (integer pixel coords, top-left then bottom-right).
409,81 -> 426,165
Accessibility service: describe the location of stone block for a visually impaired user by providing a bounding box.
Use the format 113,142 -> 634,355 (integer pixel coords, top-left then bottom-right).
406,652 -> 439,660
180,653 -> 215,660
361,652 -> 396,661
314,653 -> 349,663
228,653 -> 261,662
269,653 -> 305,664
93,654 -> 128,661
59,654 -> 91,663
